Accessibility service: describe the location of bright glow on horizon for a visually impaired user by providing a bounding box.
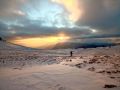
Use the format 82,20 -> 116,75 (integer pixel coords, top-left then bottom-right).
91,29 -> 98,33
58,32 -> 70,42
9,33 -> 70,49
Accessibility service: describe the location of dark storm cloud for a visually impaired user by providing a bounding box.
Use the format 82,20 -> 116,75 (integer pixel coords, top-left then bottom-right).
79,0 -> 120,23
77,0 -> 120,34
7,20 -> 91,36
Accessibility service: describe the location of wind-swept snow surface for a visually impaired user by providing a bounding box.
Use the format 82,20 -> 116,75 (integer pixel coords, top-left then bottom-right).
0,41 -> 120,90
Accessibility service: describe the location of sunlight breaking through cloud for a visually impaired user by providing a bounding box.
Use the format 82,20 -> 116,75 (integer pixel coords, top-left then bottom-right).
10,33 -> 70,49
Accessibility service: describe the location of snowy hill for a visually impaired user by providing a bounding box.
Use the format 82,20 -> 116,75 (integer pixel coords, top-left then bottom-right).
0,41 -> 35,50
0,40 -> 120,90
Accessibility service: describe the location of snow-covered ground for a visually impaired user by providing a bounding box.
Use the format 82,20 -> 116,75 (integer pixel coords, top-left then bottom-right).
0,41 -> 120,90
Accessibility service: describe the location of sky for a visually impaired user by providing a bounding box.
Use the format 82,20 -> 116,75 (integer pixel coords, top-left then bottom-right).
0,0 -> 120,48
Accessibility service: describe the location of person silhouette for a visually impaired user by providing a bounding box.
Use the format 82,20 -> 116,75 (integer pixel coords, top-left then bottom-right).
0,37 -> 2,41
70,51 -> 73,57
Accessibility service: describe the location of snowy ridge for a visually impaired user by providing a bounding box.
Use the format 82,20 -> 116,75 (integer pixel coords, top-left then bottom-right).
0,41 -> 35,50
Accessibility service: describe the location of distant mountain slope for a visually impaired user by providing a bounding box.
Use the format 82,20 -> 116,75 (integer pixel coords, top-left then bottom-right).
0,41 -> 35,50
53,42 -> 117,49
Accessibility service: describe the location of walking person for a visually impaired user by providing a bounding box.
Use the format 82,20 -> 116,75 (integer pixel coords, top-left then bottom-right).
70,51 -> 73,57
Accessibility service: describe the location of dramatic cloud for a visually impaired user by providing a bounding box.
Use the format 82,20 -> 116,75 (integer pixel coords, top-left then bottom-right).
51,0 -> 83,22
0,0 -> 26,18
0,0 -> 120,38
77,0 -> 120,31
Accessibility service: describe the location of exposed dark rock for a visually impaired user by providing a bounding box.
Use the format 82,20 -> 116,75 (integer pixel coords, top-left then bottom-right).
104,84 -> 117,88
88,58 -> 98,64
75,63 -> 84,68
97,70 -> 105,73
79,56 -> 83,59
106,71 -> 112,74
110,77 -> 116,79
88,67 -> 95,71
104,55 -> 110,58
83,61 -> 87,64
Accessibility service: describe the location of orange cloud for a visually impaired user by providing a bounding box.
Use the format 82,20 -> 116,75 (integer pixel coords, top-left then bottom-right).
9,33 -> 70,49
51,0 -> 83,22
